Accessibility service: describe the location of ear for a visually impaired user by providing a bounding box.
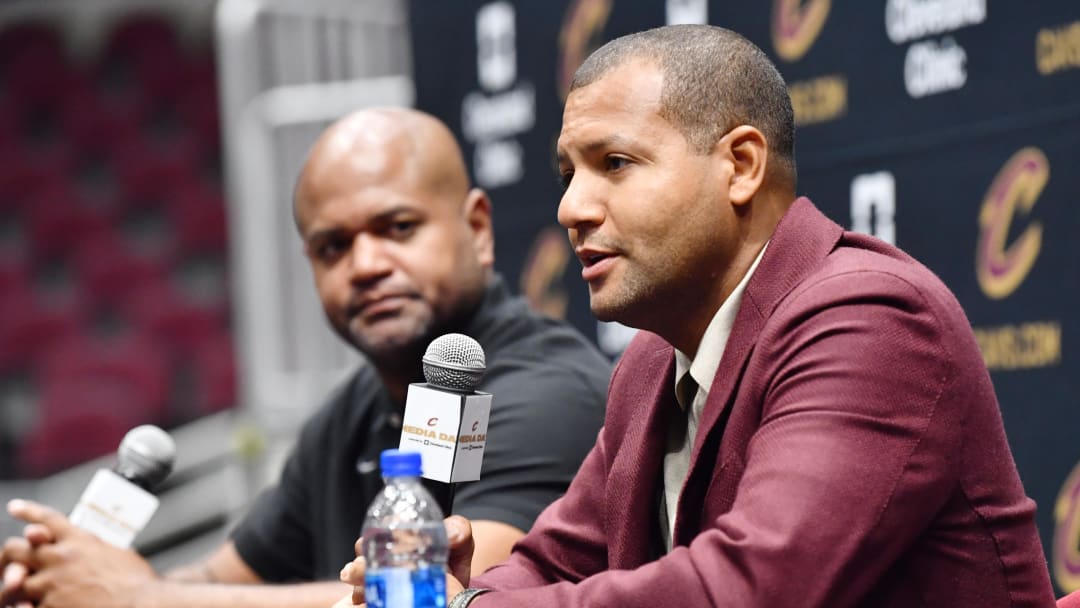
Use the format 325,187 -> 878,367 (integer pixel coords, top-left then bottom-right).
463,188 -> 495,268
719,125 -> 768,206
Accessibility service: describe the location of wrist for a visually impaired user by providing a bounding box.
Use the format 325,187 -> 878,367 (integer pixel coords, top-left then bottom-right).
448,587 -> 490,608
132,579 -> 168,608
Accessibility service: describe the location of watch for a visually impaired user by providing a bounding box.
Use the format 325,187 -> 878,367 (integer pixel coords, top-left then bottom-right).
448,587 -> 491,608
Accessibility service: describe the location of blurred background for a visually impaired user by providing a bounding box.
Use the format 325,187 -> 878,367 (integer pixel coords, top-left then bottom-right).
0,0 -> 1077,595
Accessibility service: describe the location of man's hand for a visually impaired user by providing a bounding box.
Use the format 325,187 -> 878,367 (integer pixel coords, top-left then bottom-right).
4,498 -> 158,608
336,515 -> 476,606
2,502 -> 57,607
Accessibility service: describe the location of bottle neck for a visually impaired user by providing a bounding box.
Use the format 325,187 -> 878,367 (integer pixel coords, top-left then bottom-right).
383,474 -> 421,484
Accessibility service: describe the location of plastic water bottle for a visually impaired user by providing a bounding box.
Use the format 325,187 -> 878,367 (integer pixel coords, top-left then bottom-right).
363,449 -> 449,608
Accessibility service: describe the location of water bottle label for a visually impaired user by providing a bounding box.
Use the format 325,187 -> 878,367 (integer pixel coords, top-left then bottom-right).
365,566 -> 446,608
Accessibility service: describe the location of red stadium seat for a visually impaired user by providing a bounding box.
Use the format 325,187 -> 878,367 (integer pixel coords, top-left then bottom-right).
73,230 -> 168,308
177,54 -> 221,148
26,187 -> 114,258
168,184 -> 228,255
102,13 -> 181,64
0,21 -> 65,72
61,92 -> 143,157
113,142 -> 197,213
40,333 -> 172,421
99,13 -> 185,101
0,147 -> 77,205
0,22 -> 69,105
17,401 -> 134,477
1061,590 -> 1080,608
0,289 -> 86,373
123,279 -> 227,359
0,259 -> 29,294
189,330 -> 237,415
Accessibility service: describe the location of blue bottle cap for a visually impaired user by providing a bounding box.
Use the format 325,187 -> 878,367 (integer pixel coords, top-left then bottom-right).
380,449 -> 423,477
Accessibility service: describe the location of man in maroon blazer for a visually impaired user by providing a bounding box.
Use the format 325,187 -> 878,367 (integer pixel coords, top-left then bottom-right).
339,23 -> 1057,608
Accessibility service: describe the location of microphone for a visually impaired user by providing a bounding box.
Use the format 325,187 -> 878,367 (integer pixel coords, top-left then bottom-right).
68,424 -> 176,548
398,333 -> 492,488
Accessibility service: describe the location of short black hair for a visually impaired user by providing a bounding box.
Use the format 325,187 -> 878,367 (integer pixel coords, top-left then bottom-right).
571,24 -> 796,181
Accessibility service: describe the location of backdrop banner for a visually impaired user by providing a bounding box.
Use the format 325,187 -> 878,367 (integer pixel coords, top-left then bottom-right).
410,0 -> 1080,593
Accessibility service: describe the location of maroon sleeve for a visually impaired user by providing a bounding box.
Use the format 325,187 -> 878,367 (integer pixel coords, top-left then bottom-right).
468,270 -> 1017,607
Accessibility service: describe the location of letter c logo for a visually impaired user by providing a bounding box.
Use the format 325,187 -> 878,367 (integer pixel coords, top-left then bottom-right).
772,0 -> 831,62
472,421 -> 480,432
427,417 -> 439,427
1054,459 -> 1080,592
976,147 -> 1047,300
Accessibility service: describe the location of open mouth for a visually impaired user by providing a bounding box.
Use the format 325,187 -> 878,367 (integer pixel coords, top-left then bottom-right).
582,252 -> 611,267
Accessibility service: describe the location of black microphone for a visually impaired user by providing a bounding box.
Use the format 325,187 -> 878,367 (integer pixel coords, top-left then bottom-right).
68,424 -> 176,548
398,333 -> 492,515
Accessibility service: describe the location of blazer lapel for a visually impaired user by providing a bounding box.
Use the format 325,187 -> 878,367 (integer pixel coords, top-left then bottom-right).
605,337 -> 677,567
673,197 -> 844,544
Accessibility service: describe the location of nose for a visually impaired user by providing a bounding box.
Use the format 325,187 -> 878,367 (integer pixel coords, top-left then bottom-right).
557,173 -> 605,231
347,233 -> 394,286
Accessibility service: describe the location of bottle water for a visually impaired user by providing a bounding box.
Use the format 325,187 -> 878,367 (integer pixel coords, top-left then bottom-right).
363,450 -> 449,608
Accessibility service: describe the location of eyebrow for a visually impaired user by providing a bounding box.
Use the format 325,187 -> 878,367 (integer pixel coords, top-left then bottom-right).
556,134 -> 636,166
304,205 -> 422,242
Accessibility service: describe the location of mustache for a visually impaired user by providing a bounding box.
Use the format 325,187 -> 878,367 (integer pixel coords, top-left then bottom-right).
570,229 -> 621,253
345,288 -> 422,316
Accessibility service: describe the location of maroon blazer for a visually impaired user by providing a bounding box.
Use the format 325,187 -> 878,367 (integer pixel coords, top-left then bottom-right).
472,198 -> 1055,607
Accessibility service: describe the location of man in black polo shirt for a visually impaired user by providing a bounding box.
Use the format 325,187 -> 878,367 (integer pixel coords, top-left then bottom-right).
1,108 -> 610,608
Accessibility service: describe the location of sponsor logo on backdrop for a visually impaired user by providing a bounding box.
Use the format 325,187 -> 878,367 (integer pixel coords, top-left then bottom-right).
1037,20 -> 1080,76
885,0 -> 985,44
771,0 -> 830,62
771,1 -> 845,126
972,322 -> 1061,371
666,0 -> 707,26
904,37 -> 967,98
970,147 -> 1060,372
520,227 -> 570,320
462,2 -> 536,189
558,0 -> 613,101
885,0 -> 984,98
789,74 -> 847,126
1054,459 -> 1080,593
976,147 -> 1046,300
773,0 -> 846,126
850,171 -> 896,245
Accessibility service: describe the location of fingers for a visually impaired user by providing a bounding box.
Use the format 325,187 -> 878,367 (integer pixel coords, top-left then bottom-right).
23,523 -> 54,547
20,566 -> 54,598
444,515 -> 475,588
1,536 -> 36,572
2,561 -> 28,601
7,500 -> 72,540
352,585 -> 364,605
444,515 -> 472,548
339,556 -> 366,586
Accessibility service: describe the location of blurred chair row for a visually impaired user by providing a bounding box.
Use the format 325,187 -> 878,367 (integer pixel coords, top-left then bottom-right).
0,13 -> 236,478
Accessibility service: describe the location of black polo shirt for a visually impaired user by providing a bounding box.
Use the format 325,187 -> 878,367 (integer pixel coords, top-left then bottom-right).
231,276 -> 611,582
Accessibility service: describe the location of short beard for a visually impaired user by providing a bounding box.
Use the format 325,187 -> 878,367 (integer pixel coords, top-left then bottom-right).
340,289 -> 485,384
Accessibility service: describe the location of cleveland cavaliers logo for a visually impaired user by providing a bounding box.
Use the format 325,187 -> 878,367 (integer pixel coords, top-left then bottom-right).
557,0 -> 613,101
771,0 -> 830,62
1054,460 -> 1080,592
976,147 -> 1047,300
520,226 -> 571,320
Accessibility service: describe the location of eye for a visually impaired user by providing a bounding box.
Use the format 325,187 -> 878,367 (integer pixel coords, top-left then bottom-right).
386,219 -> 419,240
315,236 -> 351,261
604,156 -> 630,172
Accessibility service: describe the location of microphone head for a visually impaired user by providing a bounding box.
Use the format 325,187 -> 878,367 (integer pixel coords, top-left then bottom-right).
422,333 -> 486,392
116,425 -> 176,490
